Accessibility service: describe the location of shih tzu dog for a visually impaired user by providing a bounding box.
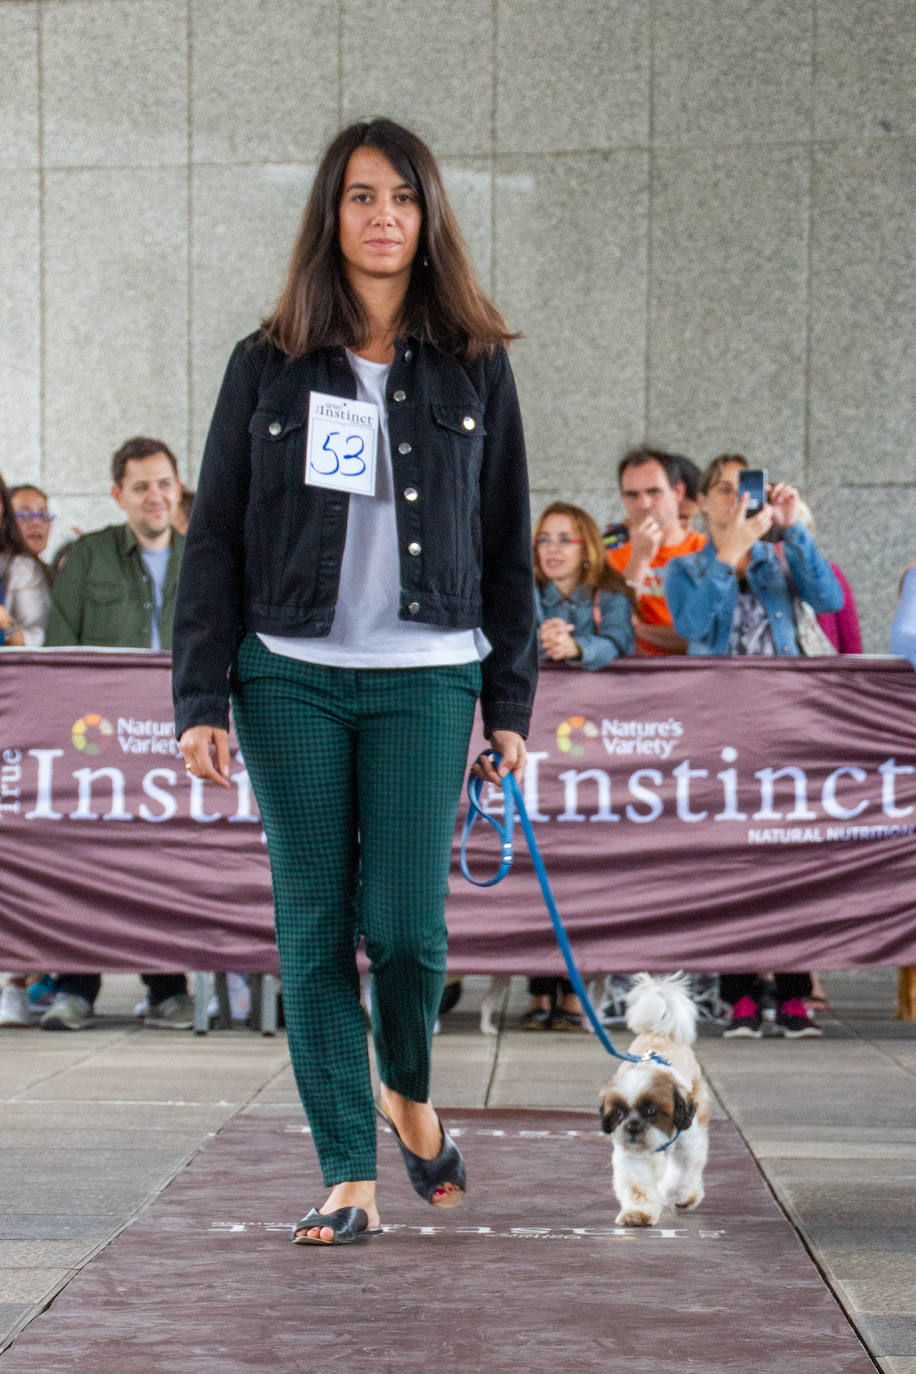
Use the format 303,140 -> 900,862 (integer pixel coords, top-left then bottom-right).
599,973 -> 709,1227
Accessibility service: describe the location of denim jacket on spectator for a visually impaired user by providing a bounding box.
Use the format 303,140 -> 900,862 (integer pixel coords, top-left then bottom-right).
536,582 -> 634,669
172,331 -> 537,740
663,523 -> 843,656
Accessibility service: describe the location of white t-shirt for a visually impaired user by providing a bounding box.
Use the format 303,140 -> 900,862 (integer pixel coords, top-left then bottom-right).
259,349 -> 483,668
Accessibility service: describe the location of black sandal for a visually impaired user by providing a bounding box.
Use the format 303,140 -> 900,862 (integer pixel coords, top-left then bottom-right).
292,1206 -> 377,1245
378,1108 -> 466,1208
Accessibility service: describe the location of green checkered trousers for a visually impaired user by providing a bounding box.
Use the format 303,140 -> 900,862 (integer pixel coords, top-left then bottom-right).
231,633 -> 481,1186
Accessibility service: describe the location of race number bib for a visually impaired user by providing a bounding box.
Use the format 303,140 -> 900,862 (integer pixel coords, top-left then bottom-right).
305,391 -> 378,497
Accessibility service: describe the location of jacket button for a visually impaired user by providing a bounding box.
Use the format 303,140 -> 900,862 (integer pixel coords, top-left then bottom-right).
774,611 -> 782,618
408,542 -> 421,556
404,487 -> 418,502
407,601 -> 420,615
393,389 -> 406,402
268,421 -> 282,436
404,349 -> 413,361
398,442 -> 412,455
462,416 -> 476,430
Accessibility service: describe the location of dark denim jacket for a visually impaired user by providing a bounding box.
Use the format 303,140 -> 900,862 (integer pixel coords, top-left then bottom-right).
172,332 -> 537,738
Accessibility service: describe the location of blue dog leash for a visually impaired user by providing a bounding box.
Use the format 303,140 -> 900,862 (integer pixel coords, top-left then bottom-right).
460,756 -> 682,1152
460,755 -> 670,1071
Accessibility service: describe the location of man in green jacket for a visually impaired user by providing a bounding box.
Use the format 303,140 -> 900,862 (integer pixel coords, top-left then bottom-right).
42,436 -> 191,1031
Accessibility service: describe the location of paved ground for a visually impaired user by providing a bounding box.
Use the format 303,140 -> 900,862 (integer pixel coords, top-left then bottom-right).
0,968 -> 913,1371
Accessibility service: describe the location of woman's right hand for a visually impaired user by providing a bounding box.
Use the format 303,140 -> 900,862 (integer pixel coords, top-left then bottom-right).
716,494 -> 772,567
179,725 -> 232,789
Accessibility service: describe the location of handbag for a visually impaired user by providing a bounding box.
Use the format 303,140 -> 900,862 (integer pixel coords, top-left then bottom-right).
791,594 -> 837,656
772,543 -> 837,656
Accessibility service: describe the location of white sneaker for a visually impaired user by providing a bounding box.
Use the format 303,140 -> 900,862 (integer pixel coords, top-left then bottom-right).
0,983 -> 32,1028
40,993 -> 93,1031
144,993 -> 194,1029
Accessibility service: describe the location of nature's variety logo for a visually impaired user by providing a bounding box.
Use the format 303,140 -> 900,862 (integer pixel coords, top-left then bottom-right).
555,715 -> 599,758
71,713 -> 114,755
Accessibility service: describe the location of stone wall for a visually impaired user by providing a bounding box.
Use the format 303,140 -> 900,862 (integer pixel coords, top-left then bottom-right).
2,0 -> 914,648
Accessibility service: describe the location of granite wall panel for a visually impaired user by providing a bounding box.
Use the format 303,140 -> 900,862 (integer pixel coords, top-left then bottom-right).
495,0 -> 649,153
0,173 -> 41,484
653,0 -> 812,146
189,162 -> 315,469
42,0 -> 187,169
340,0 -> 494,158
0,3 -> 39,171
648,145 -> 810,483
809,139 -> 916,487
495,151 -> 649,497
814,0 -> 916,139
43,168 -> 188,491
191,0 -> 339,164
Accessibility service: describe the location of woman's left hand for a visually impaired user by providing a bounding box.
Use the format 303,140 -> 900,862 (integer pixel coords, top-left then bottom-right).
471,731 -> 528,786
768,482 -> 799,529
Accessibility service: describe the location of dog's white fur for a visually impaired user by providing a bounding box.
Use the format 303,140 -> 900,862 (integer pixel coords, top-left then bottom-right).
599,973 -> 710,1227
479,974 -> 511,1034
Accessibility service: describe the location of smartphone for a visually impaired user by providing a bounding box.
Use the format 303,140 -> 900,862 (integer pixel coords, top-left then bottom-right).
737,467 -> 768,517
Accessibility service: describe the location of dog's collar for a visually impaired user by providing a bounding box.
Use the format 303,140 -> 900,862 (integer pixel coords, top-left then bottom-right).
638,1050 -> 691,1094
655,1128 -> 681,1154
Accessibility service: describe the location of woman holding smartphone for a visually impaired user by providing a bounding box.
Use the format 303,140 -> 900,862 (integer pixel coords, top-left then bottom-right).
172,118 -> 536,1246
664,454 -> 842,657
665,453 -> 842,1038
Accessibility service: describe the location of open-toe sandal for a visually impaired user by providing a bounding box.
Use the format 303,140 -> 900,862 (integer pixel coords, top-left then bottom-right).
377,1106 -> 466,1208
292,1206 -> 377,1246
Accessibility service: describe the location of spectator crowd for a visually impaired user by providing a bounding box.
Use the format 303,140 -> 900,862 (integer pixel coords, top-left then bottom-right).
1,437 -> 913,1041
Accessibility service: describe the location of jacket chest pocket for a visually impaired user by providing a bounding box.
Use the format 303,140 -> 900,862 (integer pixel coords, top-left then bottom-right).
430,403 -> 486,470
249,409 -> 307,493
83,579 -> 136,644
424,404 -> 486,584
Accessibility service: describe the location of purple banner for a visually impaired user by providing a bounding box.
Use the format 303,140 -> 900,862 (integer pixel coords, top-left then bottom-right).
1,651 -> 915,973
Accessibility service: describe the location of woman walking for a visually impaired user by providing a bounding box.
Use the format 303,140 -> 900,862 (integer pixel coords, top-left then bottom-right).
172,119 -> 536,1245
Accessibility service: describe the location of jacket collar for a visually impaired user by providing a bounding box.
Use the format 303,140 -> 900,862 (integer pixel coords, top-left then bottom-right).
539,581 -> 589,608
118,522 -> 180,559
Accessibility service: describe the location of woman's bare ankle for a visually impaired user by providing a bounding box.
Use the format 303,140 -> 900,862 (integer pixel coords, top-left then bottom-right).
379,1086 -> 442,1160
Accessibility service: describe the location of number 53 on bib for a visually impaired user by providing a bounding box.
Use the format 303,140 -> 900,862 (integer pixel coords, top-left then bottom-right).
304,391 -> 379,497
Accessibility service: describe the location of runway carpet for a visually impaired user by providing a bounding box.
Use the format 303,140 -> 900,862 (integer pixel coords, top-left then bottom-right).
2,1110 -> 874,1373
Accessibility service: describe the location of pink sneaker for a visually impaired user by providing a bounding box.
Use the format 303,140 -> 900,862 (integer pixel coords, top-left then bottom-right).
775,998 -> 822,1038
722,994 -> 762,1038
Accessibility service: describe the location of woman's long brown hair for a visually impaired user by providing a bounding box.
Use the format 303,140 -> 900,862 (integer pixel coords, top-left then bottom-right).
262,118 -> 516,363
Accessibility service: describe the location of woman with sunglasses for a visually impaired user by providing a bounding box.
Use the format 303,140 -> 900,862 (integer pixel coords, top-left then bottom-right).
0,473 -> 51,647
173,119 -> 536,1247
9,485 -> 56,561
